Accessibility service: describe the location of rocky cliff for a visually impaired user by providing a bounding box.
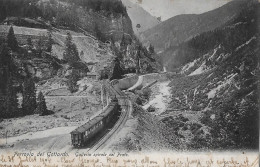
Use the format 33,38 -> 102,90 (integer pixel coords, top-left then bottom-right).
121,0 -> 160,36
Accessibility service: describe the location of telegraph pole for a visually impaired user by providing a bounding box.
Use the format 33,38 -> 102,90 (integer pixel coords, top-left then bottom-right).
101,84 -> 104,110
5,130 -> 8,145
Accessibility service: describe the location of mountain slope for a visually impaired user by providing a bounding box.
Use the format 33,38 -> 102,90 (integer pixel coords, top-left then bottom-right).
159,1 -> 259,150
0,0 -> 138,76
0,25 -> 114,75
140,0 -> 250,53
121,0 -> 160,35
0,0 -> 134,42
162,2 -> 257,71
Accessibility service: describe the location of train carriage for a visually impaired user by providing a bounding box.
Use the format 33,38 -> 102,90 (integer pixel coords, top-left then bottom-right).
70,97 -> 120,147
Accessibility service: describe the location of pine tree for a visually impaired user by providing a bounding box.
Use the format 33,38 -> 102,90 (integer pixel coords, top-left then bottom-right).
110,57 -> 124,80
0,43 -> 16,95
120,34 -> 127,51
46,30 -> 53,52
63,32 -> 80,66
95,24 -> 104,42
35,91 -> 48,115
66,69 -> 80,93
3,77 -> 18,118
0,5 -> 7,22
22,78 -> 37,115
0,44 -> 8,95
27,37 -> 33,50
7,26 -> 18,51
36,37 -> 44,57
148,44 -> 155,55
0,44 -> 6,116
136,45 -> 141,74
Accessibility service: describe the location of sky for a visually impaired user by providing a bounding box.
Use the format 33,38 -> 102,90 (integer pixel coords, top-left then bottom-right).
128,0 -> 232,21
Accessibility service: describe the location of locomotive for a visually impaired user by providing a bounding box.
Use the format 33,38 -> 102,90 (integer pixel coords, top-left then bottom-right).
70,97 -> 120,147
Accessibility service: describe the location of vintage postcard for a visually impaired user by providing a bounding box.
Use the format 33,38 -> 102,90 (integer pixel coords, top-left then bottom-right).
0,0 -> 259,166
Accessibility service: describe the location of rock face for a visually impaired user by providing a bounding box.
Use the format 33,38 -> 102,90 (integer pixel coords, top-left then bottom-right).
13,53 -> 63,80
77,7 -> 134,42
27,58 -> 61,80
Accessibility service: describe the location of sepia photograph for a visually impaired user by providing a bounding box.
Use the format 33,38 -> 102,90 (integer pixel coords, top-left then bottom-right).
0,0 -> 259,166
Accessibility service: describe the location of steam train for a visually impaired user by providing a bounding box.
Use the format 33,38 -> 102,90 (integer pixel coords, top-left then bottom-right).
70,97 -> 120,147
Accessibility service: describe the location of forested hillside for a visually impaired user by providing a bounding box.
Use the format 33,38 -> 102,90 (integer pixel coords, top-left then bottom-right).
0,0 -> 159,120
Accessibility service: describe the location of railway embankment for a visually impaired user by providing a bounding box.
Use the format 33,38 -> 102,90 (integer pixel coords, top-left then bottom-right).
87,73 -> 167,152
127,73 -> 169,91
91,76 -> 138,151
98,73 -> 173,152
74,76 -> 137,152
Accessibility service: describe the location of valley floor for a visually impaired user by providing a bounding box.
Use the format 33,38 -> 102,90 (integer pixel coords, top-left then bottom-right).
0,72 -> 257,152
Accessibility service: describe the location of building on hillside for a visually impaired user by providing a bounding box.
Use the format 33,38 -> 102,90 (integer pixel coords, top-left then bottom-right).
2,17 -> 19,25
86,72 -> 98,80
2,17 -> 48,29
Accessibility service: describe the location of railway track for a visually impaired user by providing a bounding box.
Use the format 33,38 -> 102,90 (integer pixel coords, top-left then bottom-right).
89,99 -> 131,152
73,81 -> 132,153
89,82 -> 131,152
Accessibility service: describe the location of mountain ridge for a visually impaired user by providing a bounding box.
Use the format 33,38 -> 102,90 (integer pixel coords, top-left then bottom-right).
140,0 -> 250,53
